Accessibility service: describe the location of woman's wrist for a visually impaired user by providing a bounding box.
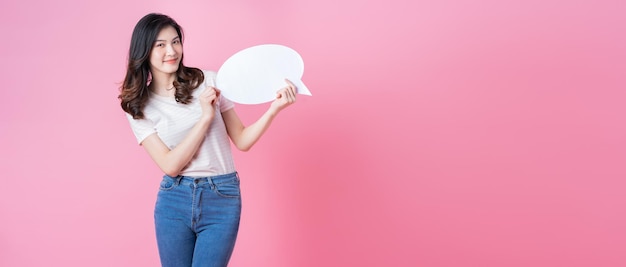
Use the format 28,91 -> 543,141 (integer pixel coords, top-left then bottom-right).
266,106 -> 281,118
199,113 -> 215,124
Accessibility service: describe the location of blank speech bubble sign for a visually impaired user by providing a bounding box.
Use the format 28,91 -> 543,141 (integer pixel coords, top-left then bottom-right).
216,44 -> 312,104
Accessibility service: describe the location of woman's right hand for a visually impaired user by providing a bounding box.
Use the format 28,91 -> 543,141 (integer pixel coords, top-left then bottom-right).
199,86 -> 220,122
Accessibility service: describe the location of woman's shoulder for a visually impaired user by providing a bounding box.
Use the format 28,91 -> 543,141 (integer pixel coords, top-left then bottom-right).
199,69 -> 217,89
200,69 -> 217,79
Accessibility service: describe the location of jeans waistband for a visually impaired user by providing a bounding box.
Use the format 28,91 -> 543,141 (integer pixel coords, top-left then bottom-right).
164,172 -> 239,187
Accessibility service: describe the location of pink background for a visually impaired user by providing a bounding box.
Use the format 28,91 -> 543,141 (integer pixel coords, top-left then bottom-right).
1,0 -> 625,266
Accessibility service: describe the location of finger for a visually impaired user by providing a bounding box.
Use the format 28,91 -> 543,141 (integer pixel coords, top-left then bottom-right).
281,88 -> 291,102
202,88 -> 214,98
285,86 -> 296,102
204,93 -> 215,102
275,88 -> 286,99
203,90 -> 217,102
284,78 -> 296,89
286,79 -> 298,94
209,95 -> 218,105
201,91 -> 210,100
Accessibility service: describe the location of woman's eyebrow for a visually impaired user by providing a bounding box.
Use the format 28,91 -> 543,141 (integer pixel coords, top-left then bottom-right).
154,36 -> 180,42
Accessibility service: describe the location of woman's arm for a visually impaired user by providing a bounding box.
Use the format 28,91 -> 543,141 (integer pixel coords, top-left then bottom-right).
141,87 -> 220,177
222,79 -> 297,151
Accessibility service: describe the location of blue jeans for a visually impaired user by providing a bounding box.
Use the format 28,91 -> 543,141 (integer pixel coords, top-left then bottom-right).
154,172 -> 242,267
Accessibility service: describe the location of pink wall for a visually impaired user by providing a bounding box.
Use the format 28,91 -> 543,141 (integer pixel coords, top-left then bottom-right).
1,0 -> 625,266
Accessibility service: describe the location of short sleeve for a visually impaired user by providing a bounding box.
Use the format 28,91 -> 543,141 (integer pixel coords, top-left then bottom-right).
219,94 -> 235,112
125,113 -> 157,145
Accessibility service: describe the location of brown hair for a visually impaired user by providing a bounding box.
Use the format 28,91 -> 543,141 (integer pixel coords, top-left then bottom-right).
119,13 -> 204,119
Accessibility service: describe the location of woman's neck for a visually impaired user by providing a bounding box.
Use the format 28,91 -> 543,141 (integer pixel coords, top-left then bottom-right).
150,72 -> 177,97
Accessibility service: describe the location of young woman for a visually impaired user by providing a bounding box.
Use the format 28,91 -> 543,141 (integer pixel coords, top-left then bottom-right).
119,13 -> 296,267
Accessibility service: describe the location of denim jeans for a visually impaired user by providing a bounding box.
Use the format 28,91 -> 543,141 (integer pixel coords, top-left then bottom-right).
154,172 -> 241,267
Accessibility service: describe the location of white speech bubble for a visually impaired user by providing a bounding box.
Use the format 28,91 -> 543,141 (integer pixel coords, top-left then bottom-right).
215,44 -> 311,104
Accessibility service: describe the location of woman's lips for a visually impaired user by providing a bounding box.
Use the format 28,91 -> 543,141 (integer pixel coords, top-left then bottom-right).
164,59 -> 178,64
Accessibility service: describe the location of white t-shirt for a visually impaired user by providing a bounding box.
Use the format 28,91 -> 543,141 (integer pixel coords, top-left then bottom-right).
126,70 -> 236,177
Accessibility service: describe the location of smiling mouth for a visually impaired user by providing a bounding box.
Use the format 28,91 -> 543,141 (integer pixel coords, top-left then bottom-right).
164,59 -> 178,64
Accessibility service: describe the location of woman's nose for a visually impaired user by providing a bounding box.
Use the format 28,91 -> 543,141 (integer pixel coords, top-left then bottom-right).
166,44 -> 176,55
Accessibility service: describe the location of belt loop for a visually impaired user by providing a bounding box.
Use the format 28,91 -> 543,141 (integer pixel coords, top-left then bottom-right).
207,176 -> 215,189
174,176 -> 182,186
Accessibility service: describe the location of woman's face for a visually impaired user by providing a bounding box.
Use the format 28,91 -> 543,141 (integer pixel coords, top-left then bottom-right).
149,26 -> 182,76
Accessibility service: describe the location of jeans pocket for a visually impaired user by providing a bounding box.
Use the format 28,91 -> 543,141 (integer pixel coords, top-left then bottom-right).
159,176 -> 178,191
214,178 -> 241,198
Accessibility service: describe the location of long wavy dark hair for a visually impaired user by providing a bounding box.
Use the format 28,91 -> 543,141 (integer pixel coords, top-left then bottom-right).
119,13 -> 204,119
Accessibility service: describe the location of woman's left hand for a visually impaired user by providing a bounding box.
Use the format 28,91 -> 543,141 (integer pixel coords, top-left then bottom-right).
269,79 -> 297,114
